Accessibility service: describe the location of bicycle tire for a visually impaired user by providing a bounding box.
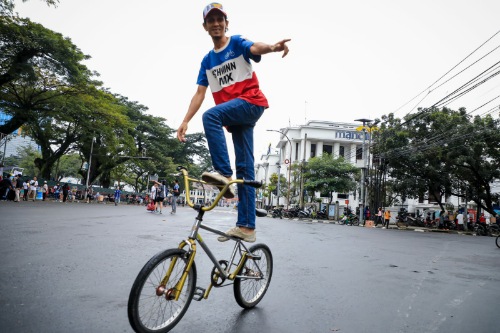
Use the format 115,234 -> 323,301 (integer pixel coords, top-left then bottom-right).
128,248 -> 197,333
233,243 -> 273,309
496,236 -> 500,248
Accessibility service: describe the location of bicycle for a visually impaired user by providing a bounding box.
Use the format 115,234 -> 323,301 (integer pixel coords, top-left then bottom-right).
127,166 -> 273,333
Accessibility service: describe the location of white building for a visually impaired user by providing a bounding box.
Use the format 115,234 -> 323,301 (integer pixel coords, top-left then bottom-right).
255,120 -> 371,210
2,133 -> 39,157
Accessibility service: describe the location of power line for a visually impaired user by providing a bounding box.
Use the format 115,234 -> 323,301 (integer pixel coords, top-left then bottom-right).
392,29 -> 500,116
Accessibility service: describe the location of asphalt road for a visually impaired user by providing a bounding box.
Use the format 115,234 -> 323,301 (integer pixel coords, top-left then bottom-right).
0,201 -> 499,333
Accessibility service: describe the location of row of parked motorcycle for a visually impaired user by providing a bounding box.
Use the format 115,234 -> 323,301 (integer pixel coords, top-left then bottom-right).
269,206 -> 361,225
395,210 -> 500,236
270,206 -> 327,219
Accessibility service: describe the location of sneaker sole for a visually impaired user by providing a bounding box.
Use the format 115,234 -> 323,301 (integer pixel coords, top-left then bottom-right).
202,173 -> 235,199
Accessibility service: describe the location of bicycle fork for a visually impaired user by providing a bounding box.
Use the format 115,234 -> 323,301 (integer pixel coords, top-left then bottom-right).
155,239 -> 197,302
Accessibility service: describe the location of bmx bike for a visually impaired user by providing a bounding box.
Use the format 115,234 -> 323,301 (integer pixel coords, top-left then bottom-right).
127,166 -> 273,332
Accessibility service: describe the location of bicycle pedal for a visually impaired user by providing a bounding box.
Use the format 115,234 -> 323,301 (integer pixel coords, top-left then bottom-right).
192,287 -> 206,301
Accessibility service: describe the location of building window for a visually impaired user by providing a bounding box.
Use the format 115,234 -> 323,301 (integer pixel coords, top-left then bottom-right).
295,143 -> 299,161
339,146 -> 344,157
310,144 -> 316,158
337,193 -> 348,199
356,146 -> 363,160
323,145 -> 332,155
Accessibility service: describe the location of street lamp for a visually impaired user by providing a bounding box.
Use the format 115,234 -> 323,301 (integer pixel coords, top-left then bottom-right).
267,129 -> 292,209
85,136 -> 96,198
365,120 -> 380,210
355,118 -> 372,225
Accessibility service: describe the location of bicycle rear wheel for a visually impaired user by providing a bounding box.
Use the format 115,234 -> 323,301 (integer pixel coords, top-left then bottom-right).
233,243 -> 273,309
496,235 -> 500,248
128,248 -> 197,333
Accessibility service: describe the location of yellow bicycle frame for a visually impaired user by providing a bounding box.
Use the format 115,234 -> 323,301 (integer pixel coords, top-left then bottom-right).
159,168 -> 256,301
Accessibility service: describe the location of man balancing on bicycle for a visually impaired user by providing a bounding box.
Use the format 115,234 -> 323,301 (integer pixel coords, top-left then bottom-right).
176,2 -> 290,242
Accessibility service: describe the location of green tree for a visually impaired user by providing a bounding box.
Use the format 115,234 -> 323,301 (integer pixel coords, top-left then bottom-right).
53,153 -> 82,181
3,144 -> 41,176
376,107 -> 500,216
303,153 -> 359,204
446,113 -> 500,216
0,15 -> 95,134
1,0 -> 58,15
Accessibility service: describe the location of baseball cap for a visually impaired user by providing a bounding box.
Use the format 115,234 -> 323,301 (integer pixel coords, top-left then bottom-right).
203,2 -> 227,20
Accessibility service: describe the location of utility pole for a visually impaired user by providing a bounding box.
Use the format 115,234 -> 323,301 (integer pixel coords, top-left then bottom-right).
277,147 -> 281,207
355,119 -> 372,225
299,133 -> 307,209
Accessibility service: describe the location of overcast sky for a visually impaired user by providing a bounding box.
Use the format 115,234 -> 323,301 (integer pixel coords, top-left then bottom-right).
13,0 -> 500,162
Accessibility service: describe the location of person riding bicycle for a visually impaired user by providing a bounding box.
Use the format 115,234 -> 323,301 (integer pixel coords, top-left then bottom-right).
176,2 -> 290,242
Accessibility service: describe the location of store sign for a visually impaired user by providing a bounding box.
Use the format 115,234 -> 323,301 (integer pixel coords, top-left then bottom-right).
335,131 -> 370,141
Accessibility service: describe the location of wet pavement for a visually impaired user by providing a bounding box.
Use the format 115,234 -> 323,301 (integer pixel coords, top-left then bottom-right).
0,201 -> 499,333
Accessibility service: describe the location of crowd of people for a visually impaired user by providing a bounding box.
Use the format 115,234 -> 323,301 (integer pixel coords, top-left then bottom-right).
0,174 -> 183,210
146,179 -> 181,214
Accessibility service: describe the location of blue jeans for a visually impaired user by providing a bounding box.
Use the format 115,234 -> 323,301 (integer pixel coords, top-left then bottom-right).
172,196 -> 177,212
202,98 -> 265,229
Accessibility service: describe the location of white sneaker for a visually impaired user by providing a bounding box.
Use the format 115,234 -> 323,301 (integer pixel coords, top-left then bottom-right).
382,227 -> 386,229
202,172 -> 235,199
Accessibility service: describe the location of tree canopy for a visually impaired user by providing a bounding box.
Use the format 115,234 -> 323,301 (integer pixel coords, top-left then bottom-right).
374,107 -> 500,216
303,153 -> 359,204
1,6 -> 210,191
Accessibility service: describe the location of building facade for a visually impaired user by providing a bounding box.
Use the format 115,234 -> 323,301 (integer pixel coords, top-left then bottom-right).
255,120 -> 371,211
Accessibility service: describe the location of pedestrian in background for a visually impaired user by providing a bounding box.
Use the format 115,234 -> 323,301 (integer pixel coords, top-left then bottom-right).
0,175 -> 13,200
383,209 -> 391,229
456,211 -> 464,231
42,181 -> 48,201
150,182 -> 158,212
156,181 -> 168,214
439,210 -> 445,229
114,186 -> 122,206
171,179 -> 180,214
62,183 -> 69,203
22,179 -> 28,201
375,207 -> 383,227
364,206 -> 371,222
28,176 -> 38,201
53,183 -> 60,202
14,174 -> 22,202
85,187 -> 93,203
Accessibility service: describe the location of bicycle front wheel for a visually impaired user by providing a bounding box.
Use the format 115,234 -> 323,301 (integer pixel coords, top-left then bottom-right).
233,243 -> 273,309
496,236 -> 500,248
128,248 -> 197,333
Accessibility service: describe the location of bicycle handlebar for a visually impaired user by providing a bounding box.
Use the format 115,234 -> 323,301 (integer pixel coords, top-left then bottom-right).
176,166 -> 262,211
242,180 -> 263,188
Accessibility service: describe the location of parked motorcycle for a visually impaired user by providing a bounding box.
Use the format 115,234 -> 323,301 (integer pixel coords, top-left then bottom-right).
298,206 -> 314,219
283,206 -> 301,219
316,207 -> 328,220
271,207 -> 283,219
338,213 -> 359,226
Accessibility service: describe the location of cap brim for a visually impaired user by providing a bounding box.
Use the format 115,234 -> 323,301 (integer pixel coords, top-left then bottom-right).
204,8 -> 227,19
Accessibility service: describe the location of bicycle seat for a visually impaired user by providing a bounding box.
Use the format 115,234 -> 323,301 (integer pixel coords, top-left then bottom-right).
256,209 -> 267,217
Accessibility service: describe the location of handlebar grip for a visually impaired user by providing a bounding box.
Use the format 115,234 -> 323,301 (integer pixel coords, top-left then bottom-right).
243,180 -> 263,188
